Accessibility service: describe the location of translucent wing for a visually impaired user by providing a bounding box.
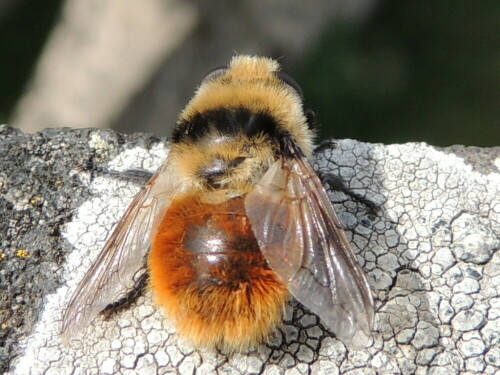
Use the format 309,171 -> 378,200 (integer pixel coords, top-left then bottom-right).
61,155 -> 181,342
245,147 -> 374,349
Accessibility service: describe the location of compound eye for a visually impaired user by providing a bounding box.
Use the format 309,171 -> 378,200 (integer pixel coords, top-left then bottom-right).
275,71 -> 303,99
201,66 -> 229,84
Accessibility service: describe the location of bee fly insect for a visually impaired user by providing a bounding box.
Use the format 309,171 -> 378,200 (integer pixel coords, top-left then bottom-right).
62,56 -> 374,351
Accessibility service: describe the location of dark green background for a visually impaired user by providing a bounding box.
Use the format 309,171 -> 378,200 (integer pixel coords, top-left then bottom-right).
1,0 -> 498,146
295,1 -> 499,146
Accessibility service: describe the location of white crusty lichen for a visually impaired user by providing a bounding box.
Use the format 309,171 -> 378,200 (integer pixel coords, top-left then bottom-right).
10,138 -> 500,375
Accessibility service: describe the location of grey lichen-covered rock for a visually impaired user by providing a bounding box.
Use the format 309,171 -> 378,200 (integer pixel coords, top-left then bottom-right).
1,125 -> 499,374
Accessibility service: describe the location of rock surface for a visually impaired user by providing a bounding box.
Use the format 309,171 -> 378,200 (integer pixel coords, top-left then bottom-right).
1,125 -> 499,374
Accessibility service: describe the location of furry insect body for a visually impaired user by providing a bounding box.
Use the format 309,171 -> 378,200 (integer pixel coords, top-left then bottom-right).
149,194 -> 289,351
146,58 -> 315,350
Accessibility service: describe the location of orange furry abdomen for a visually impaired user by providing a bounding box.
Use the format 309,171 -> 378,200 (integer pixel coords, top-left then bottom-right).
149,194 -> 289,351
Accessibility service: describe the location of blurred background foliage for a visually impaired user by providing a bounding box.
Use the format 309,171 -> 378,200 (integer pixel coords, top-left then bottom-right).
296,0 -> 500,146
0,0 -> 63,122
0,0 -> 498,146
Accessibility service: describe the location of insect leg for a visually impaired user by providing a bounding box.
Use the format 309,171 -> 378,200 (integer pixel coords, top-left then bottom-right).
319,172 -> 379,214
78,160 -> 154,185
313,139 -> 337,154
102,272 -> 149,315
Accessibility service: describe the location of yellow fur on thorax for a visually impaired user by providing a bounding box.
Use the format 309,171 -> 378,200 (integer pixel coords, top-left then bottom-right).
179,56 -> 315,158
169,132 -> 276,193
